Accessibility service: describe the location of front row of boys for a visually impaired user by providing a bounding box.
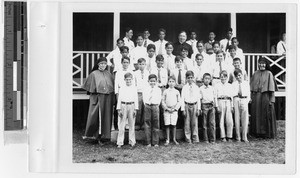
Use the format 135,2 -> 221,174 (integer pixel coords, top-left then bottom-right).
116,54 -> 250,148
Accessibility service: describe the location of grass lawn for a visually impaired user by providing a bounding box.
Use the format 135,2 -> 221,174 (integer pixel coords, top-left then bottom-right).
73,120 -> 285,164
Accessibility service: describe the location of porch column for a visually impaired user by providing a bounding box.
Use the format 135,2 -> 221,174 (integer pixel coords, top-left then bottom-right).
230,12 -> 237,37
113,12 -> 120,48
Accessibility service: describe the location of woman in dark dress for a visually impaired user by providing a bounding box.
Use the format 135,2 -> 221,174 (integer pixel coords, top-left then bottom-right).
82,57 -> 114,142
250,57 -> 278,138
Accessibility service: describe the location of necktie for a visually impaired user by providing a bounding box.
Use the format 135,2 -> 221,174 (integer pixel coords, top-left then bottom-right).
178,69 -> 182,84
238,83 -> 242,97
158,41 -> 163,54
158,69 -> 161,83
141,71 -> 144,79
144,40 -> 147,47
219,62 -> 223,73
225,39 -> 230,51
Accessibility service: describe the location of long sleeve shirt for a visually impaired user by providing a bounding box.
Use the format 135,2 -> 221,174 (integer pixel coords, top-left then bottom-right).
163,53 -> 176,72
143,85 -> 162,105
228,68 -> 249,83
199,84 -> 218,107
276,40 -> 286,55
130,46 -> 147,64
150,67 -> 168,87
170,68 -> 187,89
215,82 -> 233,107
181,83 -> 201,110
220,37 -> 233,52
154,39 -> 168,55
134,70 -> 149,93
232,80 -> 251,103
183,57 -> 195,71
114,69 -> 135,94
193,64 -> 212,82
161,88 -> 181,111
123,37 -> 135,52
117,85 -> 139,110
212,61 -> 233,78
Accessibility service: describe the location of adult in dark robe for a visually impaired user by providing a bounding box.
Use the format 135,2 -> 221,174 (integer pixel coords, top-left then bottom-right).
250,57 -> 278,138
173,31 -> 193,58
82,57 -> 114,142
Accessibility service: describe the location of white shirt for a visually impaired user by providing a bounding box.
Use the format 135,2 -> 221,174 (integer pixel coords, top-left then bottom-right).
186,39 -> 198,54
143,85 -> 162,105
183,57 -> 195,71
220,38 -> 233,52
225,49 -> 245,67
163,54 -> 176,72
114,69 -> 135,94
232,80 -> 251,103
181,83 -> 201,110
106,47 -> 120,66
146,55 -> 156,71
123,37 -> 135,52
193,64 -> 212,82
130,46 -> 147,64
134,70 -> 149,93
154,39 -> 168,55
199,85 -> 218,107
228,68 -> 248,83
276,40 -> 286,55
212,61 -> 233,78
215,82 -> 233,107
191,51 -> 212,69
170,68 -> 187,87
150,67 -> 168,87
142,39 -> 154,47
162,88 -> 181,110
117,85 -> 138,110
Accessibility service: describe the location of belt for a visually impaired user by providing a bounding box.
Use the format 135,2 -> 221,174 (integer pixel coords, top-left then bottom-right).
213,77 -> 220,79
234,96 -> 247,99
145,103 -> 159,106
185,102 -> 197,105
218,97 -> 231,100
158,86 -> 166,88
202,102 -> 213,105
121,101 -> 134,105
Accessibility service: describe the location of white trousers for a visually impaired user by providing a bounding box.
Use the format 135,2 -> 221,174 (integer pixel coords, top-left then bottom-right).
218,99 -> 233,138
233,98 -> 249,141
117,103 -> 136,146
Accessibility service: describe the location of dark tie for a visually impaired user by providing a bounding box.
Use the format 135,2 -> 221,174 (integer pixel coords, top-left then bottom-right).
158,69 -> 161,83
144,40 -> 147,47
238,83 -> 242,97
178,69 -> 182,84
225,40 -> 230,51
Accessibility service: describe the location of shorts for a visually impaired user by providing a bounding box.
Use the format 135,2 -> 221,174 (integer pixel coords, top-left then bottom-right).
164,111 -> 178,126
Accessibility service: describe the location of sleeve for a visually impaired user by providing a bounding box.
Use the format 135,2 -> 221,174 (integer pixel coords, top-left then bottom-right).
161,90 -> 168,110
276,41 -> 284,55
181,86 -> 186,111
229,84 -> 234,107
134,88 -> 139,110
114,72 -> 120,94
246,82 -> 251,103
213,87 -> 218,107
82,72 -> 96,93
116,88 -> 122,110
106,51 -> 113,66
197,87 -> 201,110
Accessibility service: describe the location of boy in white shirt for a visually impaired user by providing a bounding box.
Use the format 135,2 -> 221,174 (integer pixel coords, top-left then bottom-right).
170,56 -> 186,93
143,74 -> 162,147
161,76 -> 181,145
204,31 -> 216,53
186,30 -> 198,53
150,54 -> 168,89
131,33 -> 147,70
212,50 -> 232,86
123,27 -> 134,52
228,57 -> 248,83
106,38 -> 124,70
232,68 -> 251,142
154,28 -> 168,55
142,28 -> 154,47
181,70 -> 201,143
146,44 -> 156,71
181,46 -> 194,71
134,58 -> 149,130
163,42 -> 176,74
116,72 -> 139,148
194,54 -> 211,87
220,28 -> 233,52
191,41 -> 211,69
215,70 -> 234,142
231,37 -> 245,62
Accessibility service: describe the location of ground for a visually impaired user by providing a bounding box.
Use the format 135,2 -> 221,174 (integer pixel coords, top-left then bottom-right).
73,120 -> 285,164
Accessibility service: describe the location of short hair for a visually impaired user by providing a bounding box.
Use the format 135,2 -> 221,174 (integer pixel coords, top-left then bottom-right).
231,37 -> 238,42
158,28 -> 166,34
137,58 -> 146,63
195,53 -> 204,60
216,50 -> 225,56
233,57 -> 241,62
120,46 -> 129,52
168,75 -> 176,82
180,46 -> 189,52
148,74 -> 157,81
196,40 -> 204,46
125,27 -> 132,33
227,27 -> 233,32
175,56 -> 183,63
156,54 -> 164,61
143,28 -> 150,33
116,38 -> 124,43
233,68 -> 243,77
220,70 -> 228,77
165,42 -> 173,48
212,41 -> 220,47
124,72 -> 133,79
185,70 -> 194,78
203,73 -> 211,79
178,30 -> 187,36
147,44 -> 156,51
121,56 -> 130,63
136,33 -> 144,39
228,45 -> 237,51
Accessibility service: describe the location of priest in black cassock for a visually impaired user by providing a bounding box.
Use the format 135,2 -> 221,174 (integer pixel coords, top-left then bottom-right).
173,31 -> 193,58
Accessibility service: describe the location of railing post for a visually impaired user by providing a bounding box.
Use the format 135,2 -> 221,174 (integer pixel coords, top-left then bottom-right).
113,12 -> 120,49
230,13 -> 237,37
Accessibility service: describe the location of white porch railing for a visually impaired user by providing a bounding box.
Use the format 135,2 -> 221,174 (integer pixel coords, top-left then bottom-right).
73,51 -> 286,93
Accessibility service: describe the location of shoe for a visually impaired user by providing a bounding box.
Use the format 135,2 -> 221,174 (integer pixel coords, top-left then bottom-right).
227,138 -> 233,142
242,140 -> 249,143
236,139 -> 241,142
210,141 -> 215,144
117,145 -> 122,148
154,144 -> 159,147
146,144 -> 151,147
130,143 -> 135,147
164,141 -> 169,146
174,140 -> 179,145
221,138 -> 227,142
204,141 -> 209,143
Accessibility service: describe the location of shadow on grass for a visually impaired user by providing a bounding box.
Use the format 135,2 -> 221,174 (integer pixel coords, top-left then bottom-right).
73,120 -> 285,164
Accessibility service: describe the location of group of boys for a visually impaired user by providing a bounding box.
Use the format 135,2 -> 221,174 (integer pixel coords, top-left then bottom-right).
107,27 -> 250,148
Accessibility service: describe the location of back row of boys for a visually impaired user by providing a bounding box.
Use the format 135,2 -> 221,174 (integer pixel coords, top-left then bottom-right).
112,28 -> 250,148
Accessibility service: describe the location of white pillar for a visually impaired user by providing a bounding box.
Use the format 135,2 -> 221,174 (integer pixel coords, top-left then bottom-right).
230,12 -> 237,37
113,12 -> 120,48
